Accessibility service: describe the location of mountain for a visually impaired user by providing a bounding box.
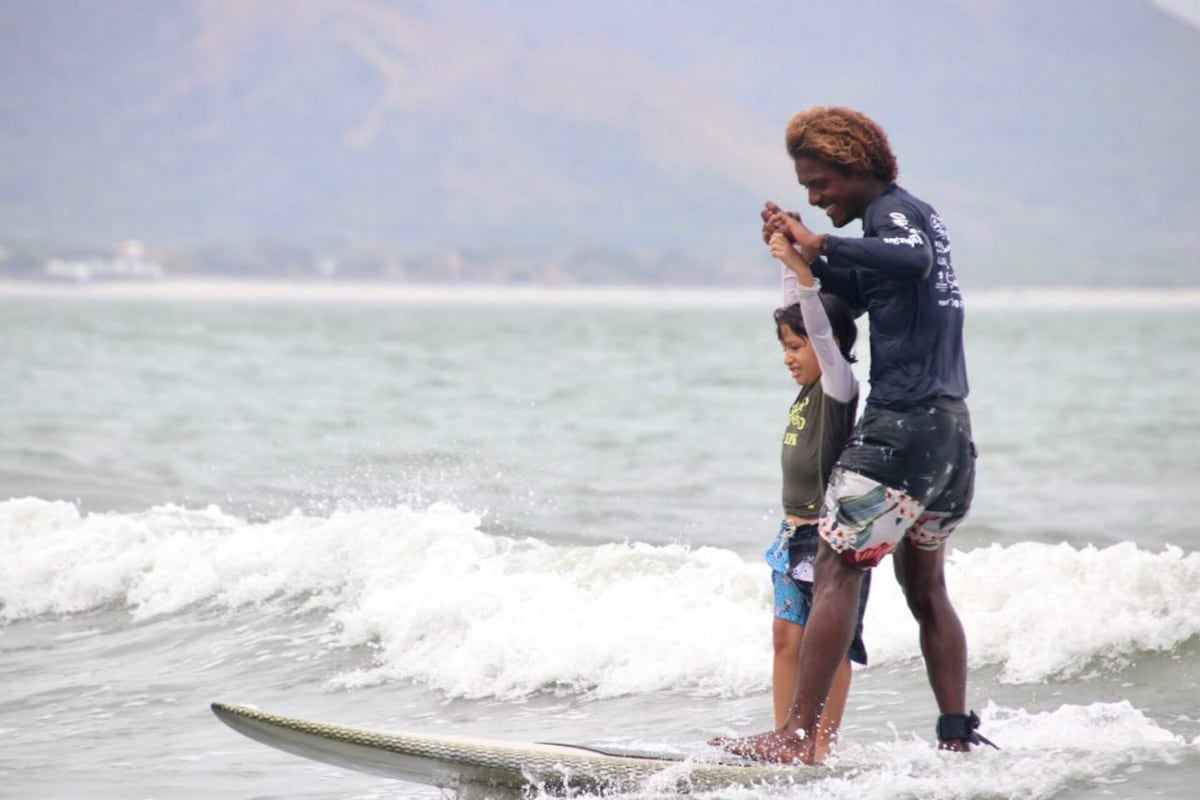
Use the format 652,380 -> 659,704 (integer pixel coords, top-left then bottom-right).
1,0 -> 1197,286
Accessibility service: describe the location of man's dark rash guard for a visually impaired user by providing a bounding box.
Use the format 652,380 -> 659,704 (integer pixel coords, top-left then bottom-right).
810,185 -> 969,408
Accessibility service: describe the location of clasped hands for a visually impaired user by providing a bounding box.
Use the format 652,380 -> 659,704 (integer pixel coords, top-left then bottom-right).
761,201 -> 824,266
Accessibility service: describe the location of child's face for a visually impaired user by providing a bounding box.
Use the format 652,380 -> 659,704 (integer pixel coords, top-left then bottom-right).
780,324 -> 822,387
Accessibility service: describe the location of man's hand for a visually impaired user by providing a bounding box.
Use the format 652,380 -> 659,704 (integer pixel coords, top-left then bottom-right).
761,201 -> 798,244
761,201 -> 807,244
763,202 -> 823,262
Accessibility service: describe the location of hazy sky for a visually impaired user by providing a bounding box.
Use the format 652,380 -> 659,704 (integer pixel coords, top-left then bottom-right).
1153,0 -> 1200,27
2,0 -> 1195,286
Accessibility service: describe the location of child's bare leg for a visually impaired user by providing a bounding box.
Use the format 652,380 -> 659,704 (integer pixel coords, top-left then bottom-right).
772,619 -> 804,727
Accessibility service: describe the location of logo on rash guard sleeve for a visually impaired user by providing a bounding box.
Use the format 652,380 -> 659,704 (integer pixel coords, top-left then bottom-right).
929,213 -> 964,308
882,212 -> 925,247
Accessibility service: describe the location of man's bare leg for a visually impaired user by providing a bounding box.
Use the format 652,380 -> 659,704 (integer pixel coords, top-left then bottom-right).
712,543 -> 865,764
892,540 -> 970,750
809,655 -> 853,764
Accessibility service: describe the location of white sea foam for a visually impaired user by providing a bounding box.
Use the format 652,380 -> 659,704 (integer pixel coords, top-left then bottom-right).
2,498 -> 1198,701
748,701 -> 1195,800
607,701 -> 1193,800
864,541 -> 1200,683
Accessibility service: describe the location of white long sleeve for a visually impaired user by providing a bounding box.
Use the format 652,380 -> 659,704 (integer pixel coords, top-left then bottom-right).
795,279 -> 858,404
782,263 -> 802,306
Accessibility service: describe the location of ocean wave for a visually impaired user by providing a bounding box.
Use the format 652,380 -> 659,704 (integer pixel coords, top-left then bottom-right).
3,498 -> 1198,699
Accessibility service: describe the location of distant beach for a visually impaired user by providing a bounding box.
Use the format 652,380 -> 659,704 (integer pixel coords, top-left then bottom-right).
2,278 -> 1200,310
0,278 -> 774,308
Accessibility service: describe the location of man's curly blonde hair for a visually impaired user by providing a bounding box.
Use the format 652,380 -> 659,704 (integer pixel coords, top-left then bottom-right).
785,107 -> 898,183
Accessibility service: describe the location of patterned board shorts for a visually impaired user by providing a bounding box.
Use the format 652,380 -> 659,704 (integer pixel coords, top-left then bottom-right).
819,398 -> 977,569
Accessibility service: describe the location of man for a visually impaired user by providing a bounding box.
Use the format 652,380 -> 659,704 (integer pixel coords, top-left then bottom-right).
715,106 -> 994,764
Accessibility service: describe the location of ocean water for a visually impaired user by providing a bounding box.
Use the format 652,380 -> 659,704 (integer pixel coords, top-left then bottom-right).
2,282 -> 1199,800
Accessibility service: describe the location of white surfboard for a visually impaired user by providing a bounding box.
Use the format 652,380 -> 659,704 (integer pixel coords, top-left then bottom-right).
210,702 -> 824,795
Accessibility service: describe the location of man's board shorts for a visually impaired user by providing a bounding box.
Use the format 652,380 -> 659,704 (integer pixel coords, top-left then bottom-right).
766,520 -> 870,665
819,397 -> 976,569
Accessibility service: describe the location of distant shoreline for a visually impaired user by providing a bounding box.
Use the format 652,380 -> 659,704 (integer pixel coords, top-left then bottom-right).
2,278 -> 1199,309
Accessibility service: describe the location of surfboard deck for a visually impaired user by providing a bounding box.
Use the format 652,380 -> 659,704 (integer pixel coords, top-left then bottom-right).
210,702 -> 824,795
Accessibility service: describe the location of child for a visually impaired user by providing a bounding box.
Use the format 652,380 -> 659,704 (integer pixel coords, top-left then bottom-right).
762,231 -> 870,764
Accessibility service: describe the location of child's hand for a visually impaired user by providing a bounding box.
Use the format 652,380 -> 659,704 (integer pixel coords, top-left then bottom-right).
769,232 -> 794,260
771,232 -> 816,287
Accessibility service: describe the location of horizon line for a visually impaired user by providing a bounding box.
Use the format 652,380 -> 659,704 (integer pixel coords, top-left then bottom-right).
2,278 -> 1200,310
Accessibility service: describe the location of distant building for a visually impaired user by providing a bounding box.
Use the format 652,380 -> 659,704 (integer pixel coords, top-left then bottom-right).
43,240 -> 167,282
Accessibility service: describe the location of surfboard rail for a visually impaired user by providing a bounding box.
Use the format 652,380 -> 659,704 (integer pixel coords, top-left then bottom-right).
210,701 -> 822,794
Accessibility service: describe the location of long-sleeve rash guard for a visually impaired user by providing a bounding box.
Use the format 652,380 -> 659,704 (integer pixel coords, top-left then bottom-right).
810,184 -> 968,408
779,266 -> 859,517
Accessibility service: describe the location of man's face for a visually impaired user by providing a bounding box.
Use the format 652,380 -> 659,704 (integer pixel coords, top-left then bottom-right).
793,156 -> 873,228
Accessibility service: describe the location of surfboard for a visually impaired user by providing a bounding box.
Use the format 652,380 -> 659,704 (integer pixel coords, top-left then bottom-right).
210,702 -> 823,795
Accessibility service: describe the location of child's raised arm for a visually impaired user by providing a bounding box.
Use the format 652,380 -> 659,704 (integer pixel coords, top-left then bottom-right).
770,232 -> 816,288
770,234 -> 857,404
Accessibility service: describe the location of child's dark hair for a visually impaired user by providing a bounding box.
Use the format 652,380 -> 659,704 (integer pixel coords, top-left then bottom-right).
773,295 -> 859,363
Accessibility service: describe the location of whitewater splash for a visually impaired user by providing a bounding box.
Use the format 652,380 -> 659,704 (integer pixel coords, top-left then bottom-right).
2,498 -> 1199,700
740,701 -> 1195,800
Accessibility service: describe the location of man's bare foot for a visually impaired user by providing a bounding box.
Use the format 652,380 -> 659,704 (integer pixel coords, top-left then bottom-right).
707,729 -> 815,765
937,738 -> 970,752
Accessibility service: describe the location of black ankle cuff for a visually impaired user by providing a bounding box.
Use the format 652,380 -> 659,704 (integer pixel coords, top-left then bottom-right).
936,710 -> 980,741
936,710 -> 999,749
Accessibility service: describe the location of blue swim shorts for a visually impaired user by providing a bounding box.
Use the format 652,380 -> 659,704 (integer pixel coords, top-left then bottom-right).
767,520 -> 870,665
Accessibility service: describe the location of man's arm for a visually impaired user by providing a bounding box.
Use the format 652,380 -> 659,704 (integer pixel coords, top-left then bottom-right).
809,257 -> 864,314
825,198 -> 934,280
